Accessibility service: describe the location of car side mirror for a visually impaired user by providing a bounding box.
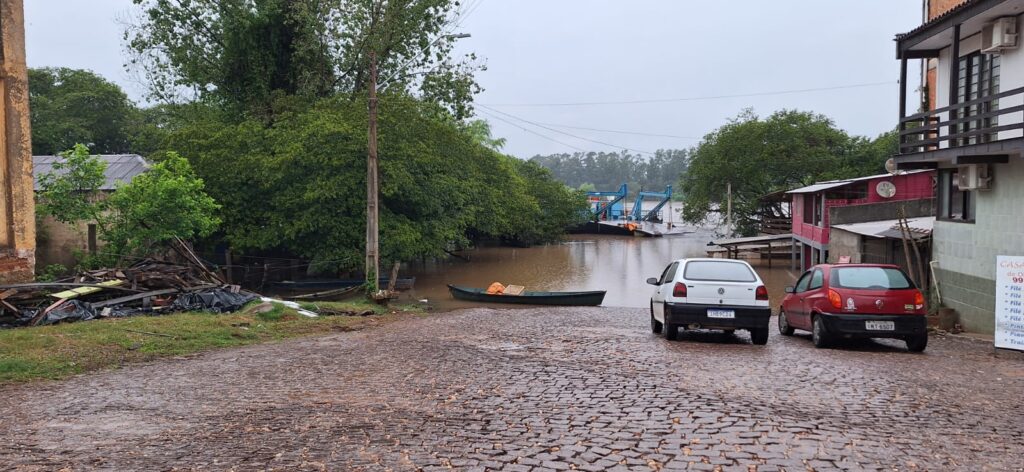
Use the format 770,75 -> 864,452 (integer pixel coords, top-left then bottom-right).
646,277 -> 660,286
784,286 -> 795,294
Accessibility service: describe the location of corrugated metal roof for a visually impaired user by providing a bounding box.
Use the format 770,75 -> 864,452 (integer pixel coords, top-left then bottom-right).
895,0 -> 979,40
832,217 -> 935,240
785,170 -> 932,195
33,154 -> 149,191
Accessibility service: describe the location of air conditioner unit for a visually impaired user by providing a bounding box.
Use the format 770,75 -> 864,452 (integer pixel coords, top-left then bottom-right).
957,164 -> 992,190
982,17 -> 1018,54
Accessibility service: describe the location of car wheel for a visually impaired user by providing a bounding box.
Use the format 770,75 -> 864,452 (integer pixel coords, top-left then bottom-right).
750,328 -> 769,345
778,310 -> 795,336
905,334 -> 928,353
811,315 -> 830,348
650,301 -> 663,334
664,321 -> 678,341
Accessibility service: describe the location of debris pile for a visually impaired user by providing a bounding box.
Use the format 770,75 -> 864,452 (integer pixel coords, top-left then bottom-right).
0,259 -> 258,328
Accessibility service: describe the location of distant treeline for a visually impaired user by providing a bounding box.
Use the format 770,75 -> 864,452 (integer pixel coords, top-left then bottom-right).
530,149 -> 689,196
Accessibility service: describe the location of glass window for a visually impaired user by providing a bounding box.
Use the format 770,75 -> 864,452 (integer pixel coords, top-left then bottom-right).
795,272 -> 812,292
954,52 -> 1000,145
808,269 -> 824,290
664,262 -> 679,283
658,262 -> 677,284
832,267 -> 914,290
683,261 -> 756,282
939,169 -> 975,223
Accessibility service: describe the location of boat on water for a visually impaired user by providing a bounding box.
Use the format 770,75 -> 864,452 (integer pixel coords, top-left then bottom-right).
286,284 -> 364,301
272,277 -> 416,292
447,284 -> 606,306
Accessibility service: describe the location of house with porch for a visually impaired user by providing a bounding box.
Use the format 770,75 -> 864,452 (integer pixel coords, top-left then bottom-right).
894,0 -> 1024,334
787,170 -> 935,272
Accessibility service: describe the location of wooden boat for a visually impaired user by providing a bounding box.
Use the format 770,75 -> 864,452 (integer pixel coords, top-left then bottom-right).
287,284 -> 363,301
447,284 -> 606,306
272,277 -> 415,292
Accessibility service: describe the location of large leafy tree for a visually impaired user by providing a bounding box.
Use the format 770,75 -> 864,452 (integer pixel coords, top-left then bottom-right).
29,68 -> 138,155
126,0 -> 480,119
680,109 -> 852,235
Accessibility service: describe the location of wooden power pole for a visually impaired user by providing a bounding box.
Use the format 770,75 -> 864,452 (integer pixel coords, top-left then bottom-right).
365,51 -> 380,296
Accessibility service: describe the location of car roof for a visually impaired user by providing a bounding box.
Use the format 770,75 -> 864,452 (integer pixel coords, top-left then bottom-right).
673,258 -> 752,264
811,263 -> 901,270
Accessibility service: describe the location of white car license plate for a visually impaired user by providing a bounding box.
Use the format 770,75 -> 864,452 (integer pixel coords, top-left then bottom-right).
865,321 -> 895,331
707,309 -> 735,319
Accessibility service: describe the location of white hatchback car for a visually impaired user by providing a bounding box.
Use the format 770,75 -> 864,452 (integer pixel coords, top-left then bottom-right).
648,258 -> 771,344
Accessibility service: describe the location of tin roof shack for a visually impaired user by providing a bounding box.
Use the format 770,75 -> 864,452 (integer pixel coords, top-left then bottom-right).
33,154 -> 149,269
830,217 -> 935,288
894,0 -> 1024,336
787,170 -> 936,272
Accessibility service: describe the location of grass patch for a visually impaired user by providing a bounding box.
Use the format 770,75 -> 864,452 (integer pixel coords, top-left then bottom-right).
0,301 -> 425,384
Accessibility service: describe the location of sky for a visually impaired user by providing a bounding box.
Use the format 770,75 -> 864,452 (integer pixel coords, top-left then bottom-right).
25,0 -> 925,159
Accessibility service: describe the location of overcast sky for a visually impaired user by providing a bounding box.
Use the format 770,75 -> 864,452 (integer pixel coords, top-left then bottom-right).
25,0 -> 924,159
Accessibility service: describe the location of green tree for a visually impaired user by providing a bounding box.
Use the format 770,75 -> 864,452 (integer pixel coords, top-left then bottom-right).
126,0 -> 480,119
36,144 -> 108,225
104,152 -> 221,258
28,68 -> 138,155
680,109 -> 851,235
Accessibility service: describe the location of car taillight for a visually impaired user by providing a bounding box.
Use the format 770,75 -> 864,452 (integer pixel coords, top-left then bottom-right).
755,285 -> 768,301
828,289 -> 842,309
673,282 -> 687,298
914,290 -> 925,310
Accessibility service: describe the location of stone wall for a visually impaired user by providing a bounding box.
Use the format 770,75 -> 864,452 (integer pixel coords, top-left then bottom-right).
932,158 -> 1024,333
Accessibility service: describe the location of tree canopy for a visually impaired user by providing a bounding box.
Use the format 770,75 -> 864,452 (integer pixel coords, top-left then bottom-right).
28,68 -> 139,155
126,0 -> 480,119
530,149 -> 689,196
679,109 -> 897,235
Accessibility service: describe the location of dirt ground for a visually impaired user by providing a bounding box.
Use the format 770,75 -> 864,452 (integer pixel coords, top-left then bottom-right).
1,307 -> 1022,471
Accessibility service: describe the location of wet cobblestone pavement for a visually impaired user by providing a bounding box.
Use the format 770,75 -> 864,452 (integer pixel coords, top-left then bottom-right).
1,307 -> 1023,471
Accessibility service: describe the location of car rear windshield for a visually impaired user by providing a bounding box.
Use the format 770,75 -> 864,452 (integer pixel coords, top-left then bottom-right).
683,261 -> 756,282
832,267 -> 913,290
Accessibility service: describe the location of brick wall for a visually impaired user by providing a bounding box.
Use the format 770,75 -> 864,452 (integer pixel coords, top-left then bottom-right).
929,0 -> 965,20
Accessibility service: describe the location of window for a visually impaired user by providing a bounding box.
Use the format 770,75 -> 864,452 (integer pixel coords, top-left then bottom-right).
801,194 -> 823,227
808,269 -> 824,290
832,267 -> 914,290
658,262 -> 678,284
683,261 -> 756,282
795,272 -> 812,292
938,169 -> 975,222
954,52 -> 1000,146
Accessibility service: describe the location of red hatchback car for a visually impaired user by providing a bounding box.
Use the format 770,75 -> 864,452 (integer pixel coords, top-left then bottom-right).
778,264 -> 928,352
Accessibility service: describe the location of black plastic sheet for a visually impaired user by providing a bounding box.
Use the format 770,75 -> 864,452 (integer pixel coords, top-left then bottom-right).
170,289 -> 258,313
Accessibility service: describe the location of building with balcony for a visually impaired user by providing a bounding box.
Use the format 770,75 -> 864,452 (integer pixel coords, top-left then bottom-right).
787,171 -> 935,273
895,0 -> 1024,333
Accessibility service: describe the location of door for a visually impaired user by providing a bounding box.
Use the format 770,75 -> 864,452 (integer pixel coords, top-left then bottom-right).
784,270 -> 813,330
797,269 -> 826,329
651,262 -> 679,322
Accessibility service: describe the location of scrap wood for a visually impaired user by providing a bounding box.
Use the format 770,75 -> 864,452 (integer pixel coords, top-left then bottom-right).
91,289 -> 179,308
49,280 -> 125,299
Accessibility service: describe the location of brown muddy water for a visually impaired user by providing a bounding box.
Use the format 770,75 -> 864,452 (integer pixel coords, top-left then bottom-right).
400,232 -> 799,311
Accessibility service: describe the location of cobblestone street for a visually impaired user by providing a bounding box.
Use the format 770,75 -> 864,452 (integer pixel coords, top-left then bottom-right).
1,307 -> 1022,471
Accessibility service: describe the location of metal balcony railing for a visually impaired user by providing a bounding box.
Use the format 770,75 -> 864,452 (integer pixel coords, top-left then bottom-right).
899,85 -> 1024,155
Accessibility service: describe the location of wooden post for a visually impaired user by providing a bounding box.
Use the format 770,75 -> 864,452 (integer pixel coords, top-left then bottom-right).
899,57 -> 908,121
366,51 -> 380,295
387,261 -> 400,292
87,224 -> 97,256
948,23 -> 961,140
224,248 -> 233,284
726,182 -> 732,236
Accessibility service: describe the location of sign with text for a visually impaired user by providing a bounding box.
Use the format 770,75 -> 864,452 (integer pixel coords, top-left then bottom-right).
995,255 -> 1024,351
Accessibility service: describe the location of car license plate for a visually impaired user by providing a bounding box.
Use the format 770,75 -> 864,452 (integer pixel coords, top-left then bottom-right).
707,309 -> 735,319
865,321 -> 895,331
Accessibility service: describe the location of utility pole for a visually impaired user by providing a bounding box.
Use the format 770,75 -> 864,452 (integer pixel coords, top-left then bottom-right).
365,50 -> 380,296
726,182 -> 733,237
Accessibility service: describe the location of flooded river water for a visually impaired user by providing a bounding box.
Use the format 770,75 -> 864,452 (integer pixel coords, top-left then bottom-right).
402,231 -> 799,311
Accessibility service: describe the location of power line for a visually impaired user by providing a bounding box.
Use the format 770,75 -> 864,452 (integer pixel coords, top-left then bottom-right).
531,121 -> 701,140
479,81 -> 895,107
471,108 -> 585,150
478,104 -> 656,155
